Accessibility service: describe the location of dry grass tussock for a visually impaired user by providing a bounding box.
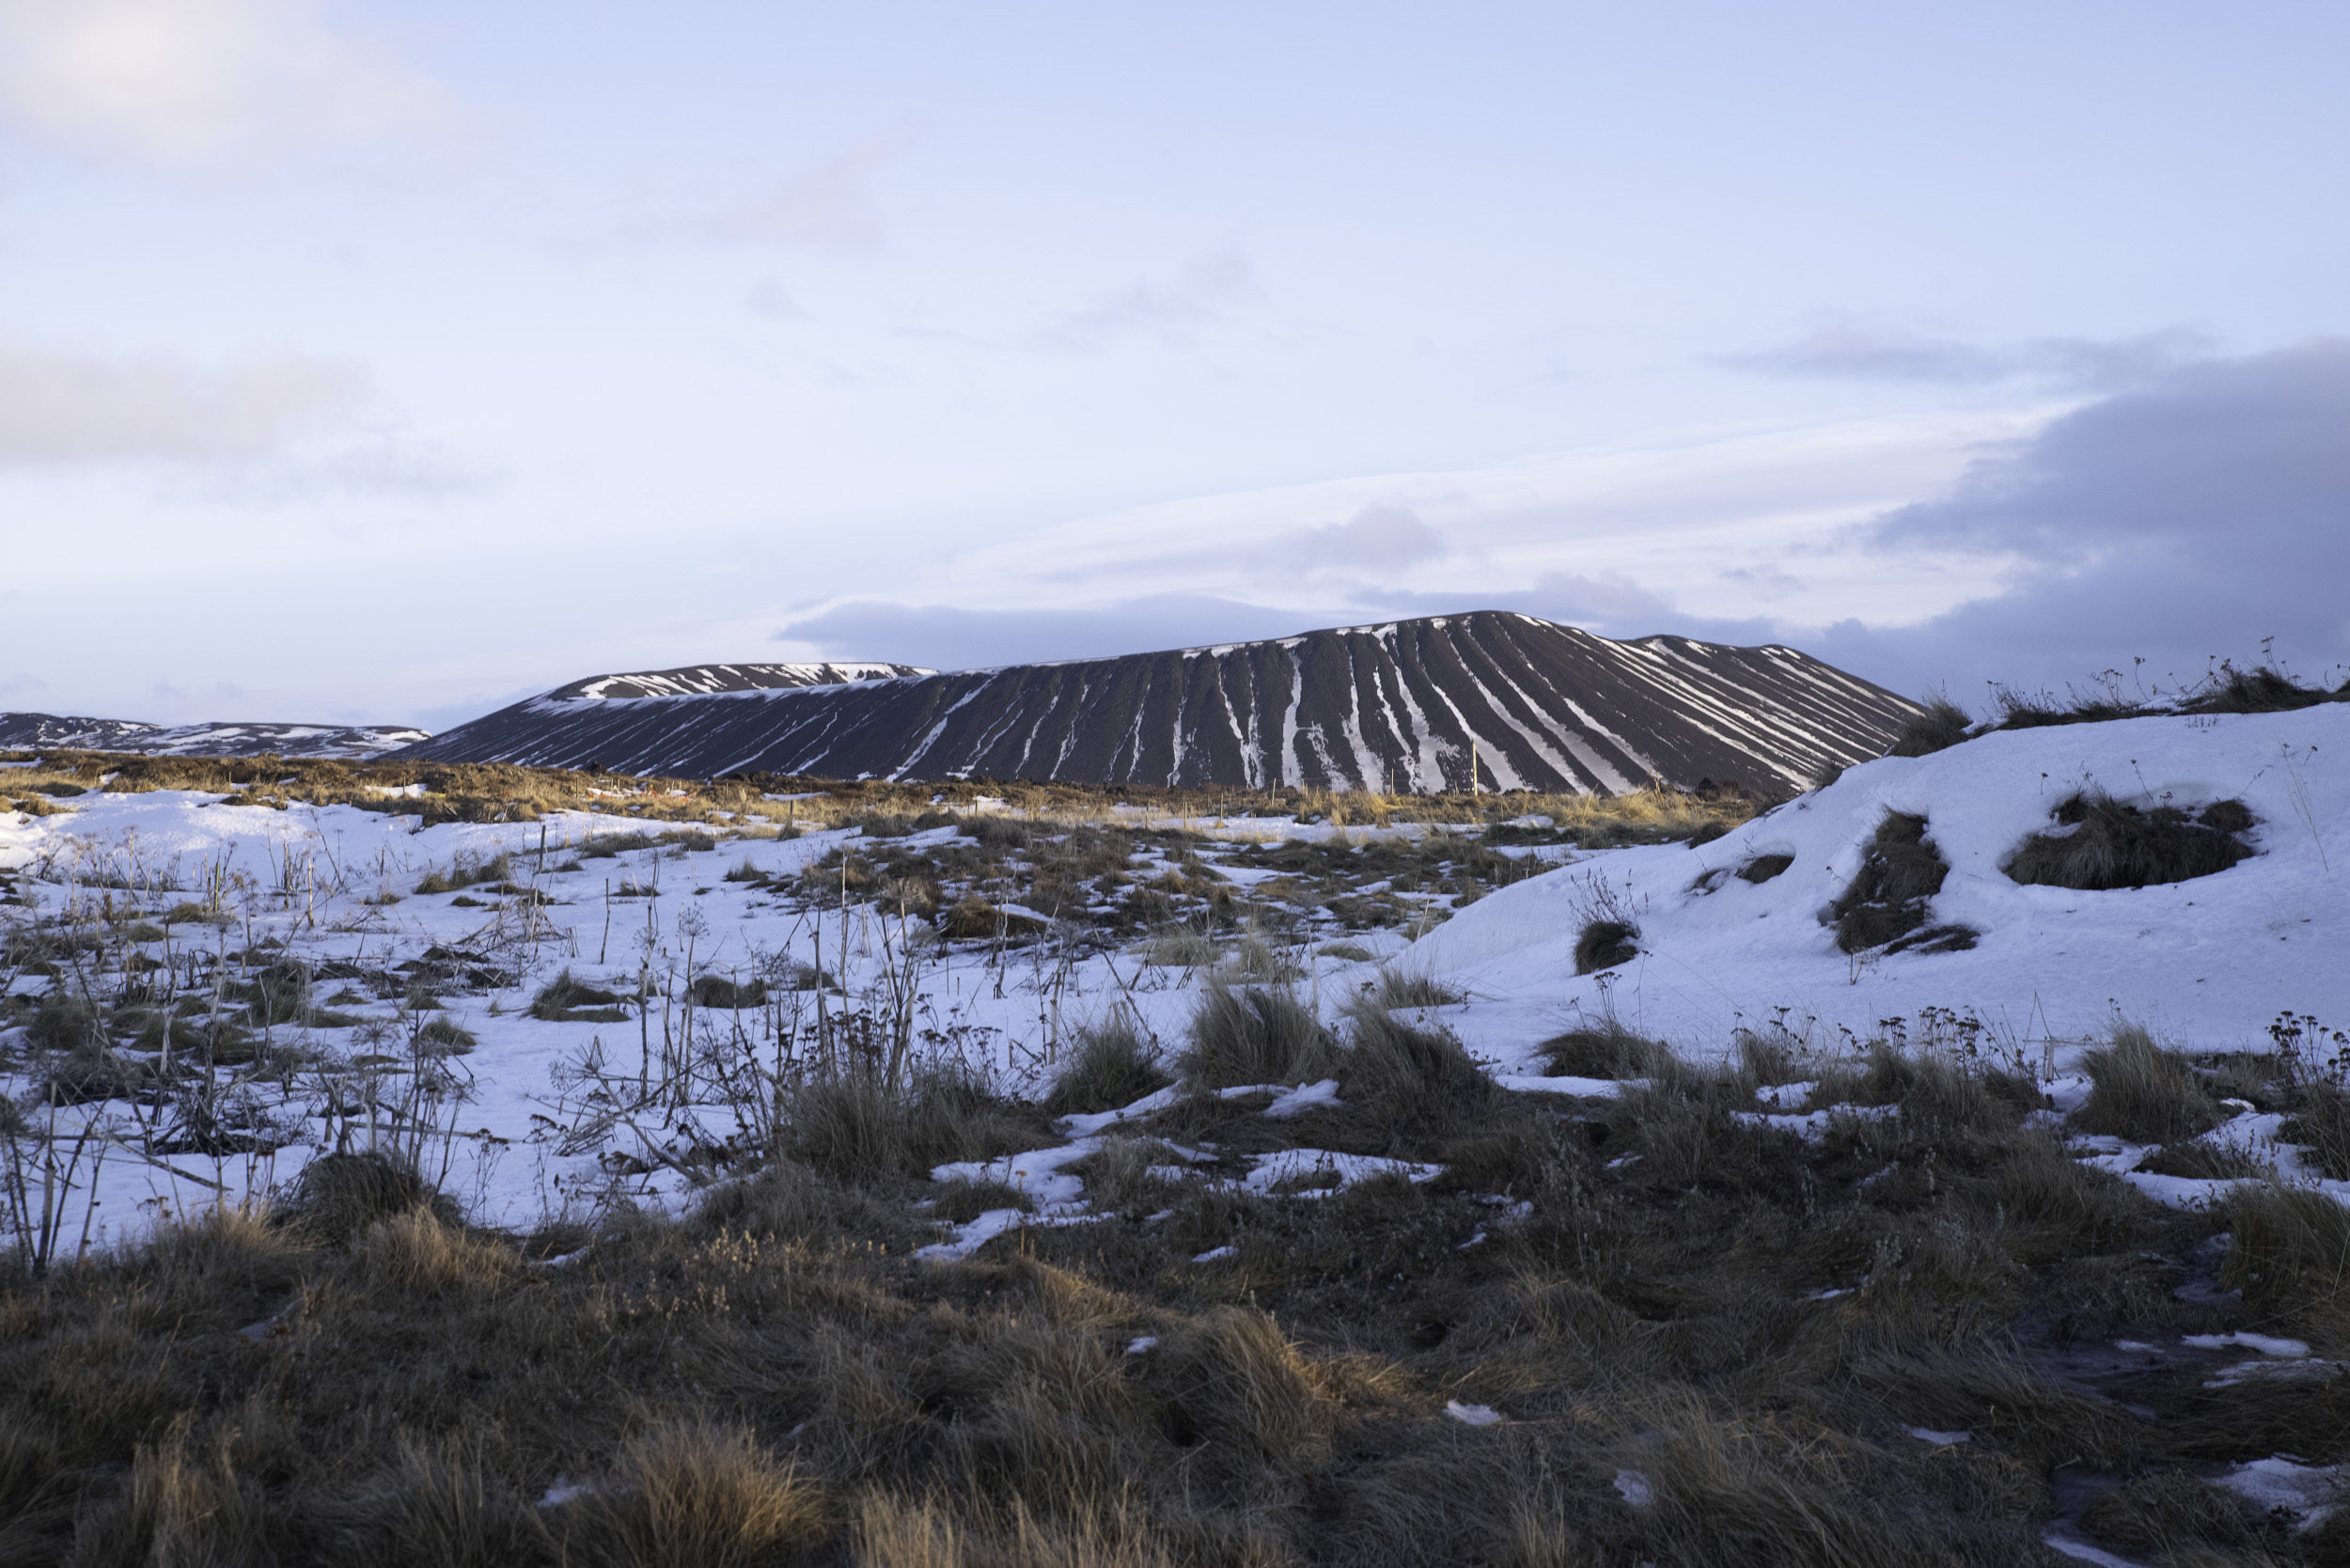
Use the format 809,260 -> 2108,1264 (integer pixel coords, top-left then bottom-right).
11,1006 -> 2350,1564
1881,657 -> 2350,760
1,746 -> 1759,840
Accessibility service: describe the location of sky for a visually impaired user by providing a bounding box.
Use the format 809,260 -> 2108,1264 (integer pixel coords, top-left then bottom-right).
0,0 -> 2345,732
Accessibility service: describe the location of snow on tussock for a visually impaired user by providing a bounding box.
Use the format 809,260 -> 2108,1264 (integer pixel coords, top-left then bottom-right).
1412,703 -> 2350,1058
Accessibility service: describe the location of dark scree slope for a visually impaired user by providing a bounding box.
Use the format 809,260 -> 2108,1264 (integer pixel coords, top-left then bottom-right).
394,614 -> 1919,795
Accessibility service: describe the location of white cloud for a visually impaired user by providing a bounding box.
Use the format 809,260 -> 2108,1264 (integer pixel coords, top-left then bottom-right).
0,337 -> 362,460
1722,323 -> 2212,391
901,410 -> 2039,632
708,133 -> 907,254
0,0 -> 444,166
1036,244 -> 1254,351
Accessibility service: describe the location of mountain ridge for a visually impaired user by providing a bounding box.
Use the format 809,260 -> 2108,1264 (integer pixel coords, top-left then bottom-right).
396,612 -> 1919,795
0,713 -> 428,759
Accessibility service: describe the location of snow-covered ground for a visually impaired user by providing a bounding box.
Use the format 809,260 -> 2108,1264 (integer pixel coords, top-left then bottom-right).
2,700 -> 2344,1254
1412,702 -> 2349,1065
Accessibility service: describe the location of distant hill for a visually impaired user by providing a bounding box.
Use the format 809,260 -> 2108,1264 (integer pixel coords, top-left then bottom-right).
394,614 -> 1919,796
0,713 -> 429,759
541,662 -> 933,700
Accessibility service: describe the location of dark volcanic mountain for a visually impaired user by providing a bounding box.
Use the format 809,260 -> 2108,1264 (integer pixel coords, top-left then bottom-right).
0,713 -> 429,759
397,614 -> 1917,796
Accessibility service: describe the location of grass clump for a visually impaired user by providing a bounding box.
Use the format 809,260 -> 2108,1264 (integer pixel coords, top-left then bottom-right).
1151,1306 -> 1335,1467
1177,984 -> 1336,1090
1042,1012 -> 1169,1117
1537,1022 -> 1675,1080
931,1178 -> 1036,1224
1370,968 -> 1464,1010
413,1017 -> 478,1055
1140,930 -> 1218,968
687,974 -> 768,1010
1830,811 -> 1975,954
2074,1023 -> 2222,1143
567,1419 -> 830,1566
529,969 -> 630,1023
2004,791 -> 2256,891
1572,919 -> 1638,975
2077,1469 -> 2257,1560
1339,999 -> 1499,1138
784,1063 -> 1054,1183
285,1151 -> 460,1246
1885,693 -> 1976,758
2216,1182 -> 2350,1339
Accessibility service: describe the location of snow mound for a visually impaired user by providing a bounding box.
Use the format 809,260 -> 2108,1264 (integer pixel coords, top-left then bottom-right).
1411,705 -> 2350,1058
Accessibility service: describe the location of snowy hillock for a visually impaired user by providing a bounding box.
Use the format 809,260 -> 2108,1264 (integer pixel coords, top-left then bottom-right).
1413,703 -> 2350,1058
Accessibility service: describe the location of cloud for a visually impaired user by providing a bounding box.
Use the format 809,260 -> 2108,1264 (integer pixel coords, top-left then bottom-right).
1357,571 -> 1706,641
708,134 -> 907,254
744,278 -> 809,320
0,0 -> 446,166
1285,504 -> 1448,572
1835,337 -> 2350,698
1724,324 -> 2211,390
775,595 -> 1322,673
1036,245 -> 1253,351
0,337 -> 363,461
1717,562 -> 1806,602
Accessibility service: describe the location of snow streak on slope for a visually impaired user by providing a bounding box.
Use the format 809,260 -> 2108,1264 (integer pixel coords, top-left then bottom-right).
549,663 -> 932,703
0,713 -> 429,758
399,614 -> 1919,795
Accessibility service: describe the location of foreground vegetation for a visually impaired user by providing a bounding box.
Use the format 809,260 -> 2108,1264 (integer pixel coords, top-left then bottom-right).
7,996 -> 2350,1565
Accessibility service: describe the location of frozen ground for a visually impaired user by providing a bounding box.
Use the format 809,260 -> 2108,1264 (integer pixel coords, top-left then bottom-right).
2,700 -> 2345,1258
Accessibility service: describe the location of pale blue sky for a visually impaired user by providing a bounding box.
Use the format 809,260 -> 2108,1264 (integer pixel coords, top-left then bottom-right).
2,0 -> 2345,729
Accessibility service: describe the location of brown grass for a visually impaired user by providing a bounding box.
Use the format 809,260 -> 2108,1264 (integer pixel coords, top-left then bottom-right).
8,1012 -> 2345,1564
2075,1022 -> 2223,1143
567,1419 -> 830,1567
